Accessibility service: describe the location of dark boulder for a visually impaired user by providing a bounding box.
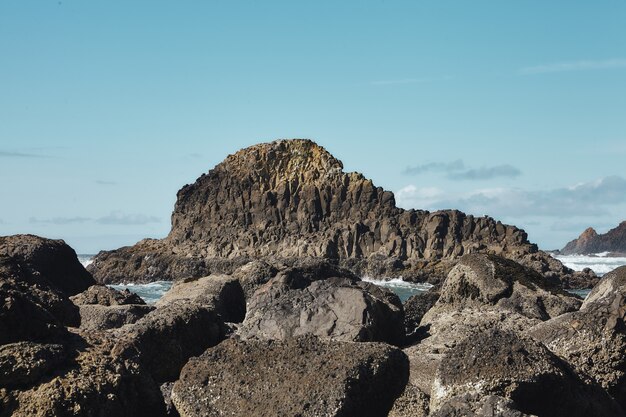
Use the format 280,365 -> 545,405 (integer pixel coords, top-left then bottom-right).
172,335 -> 409,417
112,302 -> 226,383
71,284 -> 145,306
0,234 -> 94,296
528,266 -> 626,408
431,328 -> 623,417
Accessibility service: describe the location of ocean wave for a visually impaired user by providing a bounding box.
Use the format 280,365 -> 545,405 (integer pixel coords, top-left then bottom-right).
554,254 -> 626,276
361,277 -> 433,303
108,281 -> 173,305
78,254 -> 95,268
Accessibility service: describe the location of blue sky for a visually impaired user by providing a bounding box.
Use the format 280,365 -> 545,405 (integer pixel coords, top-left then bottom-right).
1,1 -> 625,253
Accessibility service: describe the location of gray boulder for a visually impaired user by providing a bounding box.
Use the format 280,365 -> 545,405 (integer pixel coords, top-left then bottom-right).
528,266 -> 626,408
431,328 -> 623,417
71,284 -> 145,306
404,254 -> 582,396
171,335 -> 408,417
155,274 -> 245,323
78,304 -> 155,331
430,395 -> 534,417
238,270 -> 404,345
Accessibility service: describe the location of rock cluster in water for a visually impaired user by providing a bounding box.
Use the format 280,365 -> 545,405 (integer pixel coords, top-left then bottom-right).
560,221 -> 626,255
88,139 -> 594,289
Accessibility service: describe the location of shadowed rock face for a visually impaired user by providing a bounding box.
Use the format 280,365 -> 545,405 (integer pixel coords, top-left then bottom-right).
561,222 -> 626,255
528,266 -> 626,408
431,328 -> 623,417
89,139 -> 589,287
0,234 -> 95,296
172,336 -> 409,417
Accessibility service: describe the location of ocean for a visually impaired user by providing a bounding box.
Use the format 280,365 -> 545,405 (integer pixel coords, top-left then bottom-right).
77,253 -> 626,304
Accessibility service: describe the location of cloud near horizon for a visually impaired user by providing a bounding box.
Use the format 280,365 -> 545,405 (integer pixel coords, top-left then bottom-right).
29,212 -> 161,226
520,58 -> 626,75
402,159 -> 521,180
395,175 -> 626,218
96,212 -> 160,226
0,150 -> 44,158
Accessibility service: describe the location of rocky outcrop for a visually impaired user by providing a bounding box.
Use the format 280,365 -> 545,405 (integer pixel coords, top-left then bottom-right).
431,328 -> 623,417
155,275 -> 245,323
430,395 -> 533,417
88,140 -> 589,288
402,254 -> 581,397
404,290 -> 439,341
71,284 -> 145,306
0,234 -> 94,296
0,255 -> 78,341
1,332 -> 167,417
171,335 -> 409,417
0,342 -> 67,389
561,221 -> 626,255
528,266 -> 626,408
112,302 -> 226,383
77,304 -> 155,331
237,261 -> 405,345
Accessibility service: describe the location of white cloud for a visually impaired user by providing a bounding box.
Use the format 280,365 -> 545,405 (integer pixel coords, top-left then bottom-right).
396,176 -> 626,218
96,211 -> 160,225
520,59 -> 626,75
403,159 -> 521,180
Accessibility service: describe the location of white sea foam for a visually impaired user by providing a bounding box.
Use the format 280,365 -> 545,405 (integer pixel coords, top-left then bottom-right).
109,281 -> 173,305
78,254 -> 95,268
554,253 -> 626,276
362,277 -> 433,302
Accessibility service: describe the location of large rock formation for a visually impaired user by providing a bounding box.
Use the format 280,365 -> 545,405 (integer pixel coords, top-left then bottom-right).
88,140 -> 590,287
171,336 -> 409,417
561,221 -> 626,255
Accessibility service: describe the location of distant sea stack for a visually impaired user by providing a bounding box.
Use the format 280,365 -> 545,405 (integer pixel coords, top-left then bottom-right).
89,139 -> 592,288
561,222 -> 626,255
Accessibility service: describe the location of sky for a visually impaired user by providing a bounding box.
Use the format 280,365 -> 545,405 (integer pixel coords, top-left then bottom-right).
1,1 -> 625,253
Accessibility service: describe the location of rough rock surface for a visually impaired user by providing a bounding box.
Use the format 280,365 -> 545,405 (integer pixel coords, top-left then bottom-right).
404,254 -> 581,396
0,234 -> 94,295
431,328 -> 623,417
232,260 -> 279,299
388,385 -> 430,417
171,336 -> 408,417
155,275 -> 245,323
238,263 -> 404,345
112,302 -> 226,383
0,256 -> 78,341
430,395 -> 533,417
78,304 -> 155,331
528,266 -> 626,408
0,342 -> 67,388
561,221 -> 626,255
71,284 -> 145,306
1,332 -> 167,417
404,290 -> 439,341
88,140 -> 590,288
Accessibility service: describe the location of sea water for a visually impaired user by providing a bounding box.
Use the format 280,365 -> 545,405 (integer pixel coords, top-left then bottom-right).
77,252 -> 626,305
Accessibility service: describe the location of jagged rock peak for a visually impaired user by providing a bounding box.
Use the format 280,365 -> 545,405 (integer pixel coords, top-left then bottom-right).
216,139 -> 346,186
561,221 -> 626,255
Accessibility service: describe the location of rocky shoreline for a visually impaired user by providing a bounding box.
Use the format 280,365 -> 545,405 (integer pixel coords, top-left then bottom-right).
3,140 -> 624,416
2,234 -> 626,416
